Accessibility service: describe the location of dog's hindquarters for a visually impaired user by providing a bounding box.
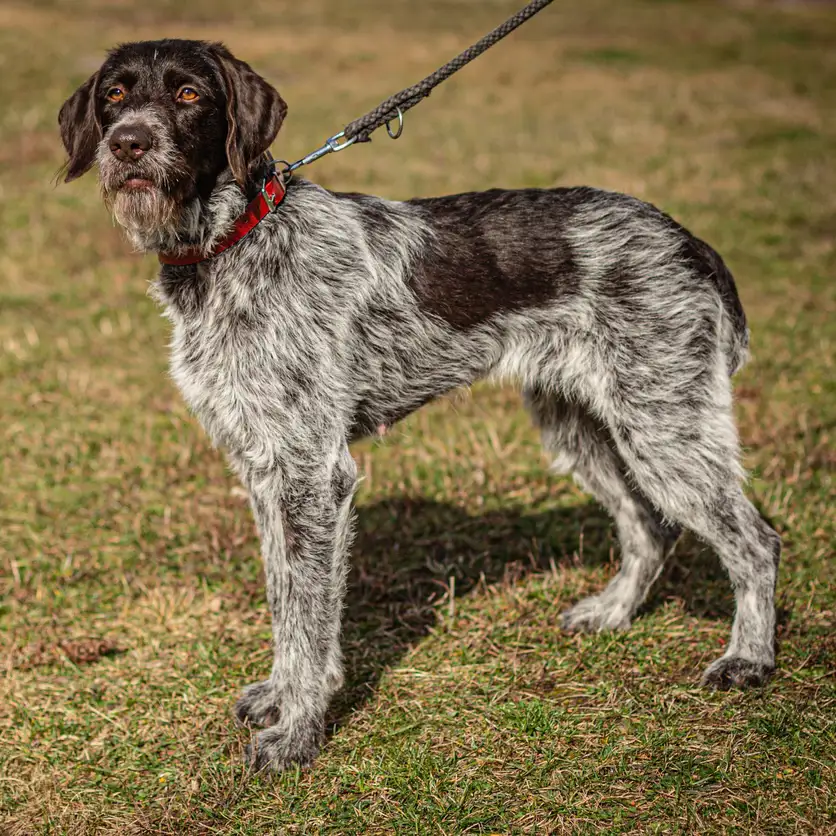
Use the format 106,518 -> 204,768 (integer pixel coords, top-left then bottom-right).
517,194 -> 780,686
340,185 -> 779,688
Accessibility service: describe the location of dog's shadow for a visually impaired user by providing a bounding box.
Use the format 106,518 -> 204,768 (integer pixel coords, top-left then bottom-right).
328,496 -> 732,729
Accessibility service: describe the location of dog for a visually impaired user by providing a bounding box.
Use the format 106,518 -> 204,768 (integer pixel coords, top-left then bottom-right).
58,39 -> 782,772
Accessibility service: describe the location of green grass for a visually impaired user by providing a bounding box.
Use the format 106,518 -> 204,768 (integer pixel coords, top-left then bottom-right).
1,0 -> 835,833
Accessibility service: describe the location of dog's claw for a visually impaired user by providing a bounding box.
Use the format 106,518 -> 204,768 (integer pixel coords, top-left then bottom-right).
701,656 -> 773,690
236,681 -> 324,772
560,595 -> 632,633
235,680 -> 280,728
245,724 -> 322,774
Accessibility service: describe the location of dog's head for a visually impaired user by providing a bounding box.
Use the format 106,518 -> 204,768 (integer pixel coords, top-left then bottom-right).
58,39 -> 286,238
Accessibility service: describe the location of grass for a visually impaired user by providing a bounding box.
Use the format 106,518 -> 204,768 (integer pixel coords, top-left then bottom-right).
1,0 -> 835,832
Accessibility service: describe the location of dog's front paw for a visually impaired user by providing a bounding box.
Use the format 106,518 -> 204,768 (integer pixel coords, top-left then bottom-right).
235,680 -> 280,728
561,594 -> 632,633
701,656 -> 773,690
245,721 -> 322,773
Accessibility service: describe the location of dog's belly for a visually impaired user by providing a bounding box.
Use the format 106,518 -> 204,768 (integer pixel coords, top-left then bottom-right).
345,318 -> 496,442
349,390 -> 442,442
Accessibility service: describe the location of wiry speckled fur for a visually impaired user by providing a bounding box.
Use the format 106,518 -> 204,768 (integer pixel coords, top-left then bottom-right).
60,39 -> 781,773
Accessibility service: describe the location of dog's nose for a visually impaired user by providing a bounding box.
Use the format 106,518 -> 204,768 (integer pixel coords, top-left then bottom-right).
109,125 -> 152,162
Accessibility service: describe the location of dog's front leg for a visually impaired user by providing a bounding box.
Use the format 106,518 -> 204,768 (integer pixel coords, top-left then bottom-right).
233,442 -> 357,772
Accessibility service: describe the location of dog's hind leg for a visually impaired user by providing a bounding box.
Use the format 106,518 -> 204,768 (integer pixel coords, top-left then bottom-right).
595,357 -> 781,688
525,389 -> 681,632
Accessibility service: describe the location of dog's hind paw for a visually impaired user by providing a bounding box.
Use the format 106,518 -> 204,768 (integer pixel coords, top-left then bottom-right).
235,680 -> 281,728
701,656 -> 773,690
245,722 -> 322,774
560,594 -> 632,633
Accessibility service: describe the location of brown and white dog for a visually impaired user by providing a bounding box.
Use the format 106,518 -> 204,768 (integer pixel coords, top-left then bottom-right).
59,39 -> 781,772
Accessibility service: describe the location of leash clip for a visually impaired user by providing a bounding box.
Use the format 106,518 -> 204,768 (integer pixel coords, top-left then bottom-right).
325,131 -> 358,154
282,131 -> 358,175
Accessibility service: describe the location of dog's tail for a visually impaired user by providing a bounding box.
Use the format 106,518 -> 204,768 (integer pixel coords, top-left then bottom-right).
714,252 -> 749,377
691,237 -> 750,376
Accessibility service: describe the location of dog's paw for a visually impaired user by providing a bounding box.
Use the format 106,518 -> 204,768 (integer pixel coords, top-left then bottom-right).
701,656 -> 773,690
561,594 -> 632,633
235,680 -> 281,728
245,721 -> 322,774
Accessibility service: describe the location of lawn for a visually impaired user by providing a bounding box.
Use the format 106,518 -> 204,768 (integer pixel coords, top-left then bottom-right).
1,0 -> 834,833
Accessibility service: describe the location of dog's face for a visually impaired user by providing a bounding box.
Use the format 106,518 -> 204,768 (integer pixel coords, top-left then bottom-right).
58,39 -> 287,237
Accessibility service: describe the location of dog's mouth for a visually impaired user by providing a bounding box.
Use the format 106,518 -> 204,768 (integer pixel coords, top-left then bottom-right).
101,169 -> 161,196
121,176 -> 156,191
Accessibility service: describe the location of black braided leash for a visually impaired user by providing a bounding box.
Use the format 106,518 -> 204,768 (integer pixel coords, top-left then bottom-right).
344,0 -> 556,142
276,0 -> 555,176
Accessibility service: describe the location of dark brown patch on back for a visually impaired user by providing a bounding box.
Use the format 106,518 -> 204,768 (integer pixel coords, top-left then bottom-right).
406,187 -> 586,330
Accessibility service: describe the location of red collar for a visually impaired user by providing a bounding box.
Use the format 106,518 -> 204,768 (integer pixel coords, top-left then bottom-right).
158,174 -> 287,266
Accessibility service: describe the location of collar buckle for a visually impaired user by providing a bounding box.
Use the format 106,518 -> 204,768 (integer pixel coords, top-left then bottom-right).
261,175 -> 281,212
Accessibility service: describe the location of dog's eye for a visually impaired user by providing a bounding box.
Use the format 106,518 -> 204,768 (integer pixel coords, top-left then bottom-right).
176,87 -> 200,103
106,87 -> 125,103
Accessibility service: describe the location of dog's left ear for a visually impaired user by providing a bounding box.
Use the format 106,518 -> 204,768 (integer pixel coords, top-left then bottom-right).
58,71 -> 102,182
211,44 -> 288,187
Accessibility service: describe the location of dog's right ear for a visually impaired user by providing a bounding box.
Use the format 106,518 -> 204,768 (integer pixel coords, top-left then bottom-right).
58,71 -> 102,182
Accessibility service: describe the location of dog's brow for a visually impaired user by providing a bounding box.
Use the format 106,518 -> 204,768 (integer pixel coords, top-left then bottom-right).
102,69 -> 137,90
164,68 -> 202,88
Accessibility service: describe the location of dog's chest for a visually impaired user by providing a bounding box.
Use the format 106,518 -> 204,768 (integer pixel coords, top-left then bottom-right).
168,318 -> 250,448
163,285 -> 318,456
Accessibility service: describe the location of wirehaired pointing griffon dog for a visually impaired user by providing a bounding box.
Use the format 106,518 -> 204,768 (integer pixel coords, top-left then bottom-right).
59,39 -> 781,772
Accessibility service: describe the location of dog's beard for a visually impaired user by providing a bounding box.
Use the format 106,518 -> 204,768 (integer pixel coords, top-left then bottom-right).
105,184 -> 180,235
96,114 -> 193,249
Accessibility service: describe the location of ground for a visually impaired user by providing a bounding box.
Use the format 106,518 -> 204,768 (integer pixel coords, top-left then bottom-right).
0,0 -> 834,833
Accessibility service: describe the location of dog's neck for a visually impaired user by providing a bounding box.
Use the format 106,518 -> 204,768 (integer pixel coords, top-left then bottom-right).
119,165 -> 269,259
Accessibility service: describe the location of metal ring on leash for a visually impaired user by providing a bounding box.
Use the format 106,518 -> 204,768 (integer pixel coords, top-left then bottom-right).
385,107 -> 404,140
